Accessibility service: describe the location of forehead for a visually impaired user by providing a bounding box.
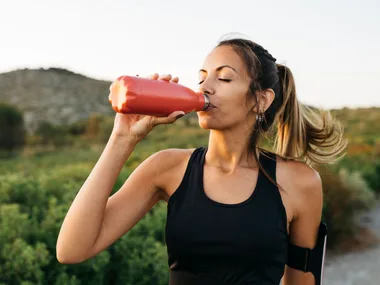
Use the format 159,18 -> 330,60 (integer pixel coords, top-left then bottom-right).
202,45 -> 245,72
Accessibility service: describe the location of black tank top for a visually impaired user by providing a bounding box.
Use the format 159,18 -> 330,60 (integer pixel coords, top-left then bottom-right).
165,147 -> 289,285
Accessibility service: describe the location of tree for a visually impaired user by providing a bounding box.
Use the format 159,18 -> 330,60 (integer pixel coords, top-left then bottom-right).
0,103 -> 26,152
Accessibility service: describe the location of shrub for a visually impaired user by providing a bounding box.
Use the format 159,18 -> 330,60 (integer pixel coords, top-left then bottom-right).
321,167 -> 375,248
0,103 -> 25,152
35,121 -> 74,147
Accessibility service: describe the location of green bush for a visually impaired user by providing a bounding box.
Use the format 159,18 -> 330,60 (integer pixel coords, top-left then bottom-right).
0,159 -> 170,284
0,102 -> 25,152
339,169 -> 376,209
0,108 -> 379,283
0,204 -> 51,285
362,162 -> 380,195
35,121 -> 74,147
321,167 -> 376,248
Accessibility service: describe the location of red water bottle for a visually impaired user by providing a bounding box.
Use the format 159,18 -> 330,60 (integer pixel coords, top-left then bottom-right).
108,75 -> 210,116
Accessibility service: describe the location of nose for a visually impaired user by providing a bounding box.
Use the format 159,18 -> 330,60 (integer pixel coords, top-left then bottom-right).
198,79 -> 215,96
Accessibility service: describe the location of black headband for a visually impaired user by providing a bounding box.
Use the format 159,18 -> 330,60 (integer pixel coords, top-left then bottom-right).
251,44 -> 283,119
251,44 -> 280,90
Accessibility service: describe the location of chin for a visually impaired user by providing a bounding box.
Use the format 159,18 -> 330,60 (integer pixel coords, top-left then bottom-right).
197,112 -> 243,131
197,113 -> 212,129
198,121 -> 212,130
197,114 -> 220,130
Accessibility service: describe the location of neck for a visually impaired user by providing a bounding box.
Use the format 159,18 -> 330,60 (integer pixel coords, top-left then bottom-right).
206,126 -> 259,174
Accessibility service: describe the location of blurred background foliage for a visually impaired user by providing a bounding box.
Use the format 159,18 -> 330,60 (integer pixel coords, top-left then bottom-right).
0,100 -> 379,284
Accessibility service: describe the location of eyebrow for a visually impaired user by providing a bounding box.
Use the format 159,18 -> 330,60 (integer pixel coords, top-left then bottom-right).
199,65 -> 238,73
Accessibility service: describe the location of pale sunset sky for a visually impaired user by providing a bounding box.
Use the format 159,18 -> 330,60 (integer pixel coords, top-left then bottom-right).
0,0 -> 379,109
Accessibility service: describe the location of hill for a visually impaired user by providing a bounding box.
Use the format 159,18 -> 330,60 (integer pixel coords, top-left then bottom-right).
0,68 -> 113,132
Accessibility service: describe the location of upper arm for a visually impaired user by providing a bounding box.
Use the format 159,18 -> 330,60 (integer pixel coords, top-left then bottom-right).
86,148 -> 182,259
283,165 -> 323,285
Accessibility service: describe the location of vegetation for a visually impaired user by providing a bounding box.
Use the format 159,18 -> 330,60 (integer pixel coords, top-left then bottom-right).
0,103 -> 26,155
0,106 -> 379,284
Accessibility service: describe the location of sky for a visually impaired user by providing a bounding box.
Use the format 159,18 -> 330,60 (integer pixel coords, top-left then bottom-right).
0,0 -> 379,109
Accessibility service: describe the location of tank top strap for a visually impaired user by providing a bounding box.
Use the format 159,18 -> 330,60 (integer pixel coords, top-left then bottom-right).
258,149 -> 288,236
167,147 -> 205,208
181,146 -> 205,181
258,149 -> 277,183
257,149 -> 282,207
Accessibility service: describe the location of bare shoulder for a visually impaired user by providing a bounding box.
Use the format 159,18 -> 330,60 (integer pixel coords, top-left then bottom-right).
150,148 -> 195,170
277,157 -> 322,191
276,157 -> 323,221
148,148 -> 196,201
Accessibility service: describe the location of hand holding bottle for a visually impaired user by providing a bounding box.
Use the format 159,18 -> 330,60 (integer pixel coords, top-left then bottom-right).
111,73 -> 185,143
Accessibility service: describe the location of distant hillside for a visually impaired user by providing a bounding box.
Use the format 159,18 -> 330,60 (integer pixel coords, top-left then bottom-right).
331,107 -> 380,144
0,68 -> 379,138
0,68 -> 113,132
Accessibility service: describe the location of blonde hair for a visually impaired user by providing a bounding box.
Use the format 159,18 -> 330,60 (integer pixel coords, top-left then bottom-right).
274,64 -> 347,165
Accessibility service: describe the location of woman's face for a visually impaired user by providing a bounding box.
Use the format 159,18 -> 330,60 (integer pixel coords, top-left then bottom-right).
197,45 -> 255,131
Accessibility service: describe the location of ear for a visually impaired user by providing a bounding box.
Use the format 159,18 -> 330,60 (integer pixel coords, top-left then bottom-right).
257,88 -> 275,112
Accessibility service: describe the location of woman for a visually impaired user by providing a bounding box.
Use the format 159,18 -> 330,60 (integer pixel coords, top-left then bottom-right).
56,38 -> 346,284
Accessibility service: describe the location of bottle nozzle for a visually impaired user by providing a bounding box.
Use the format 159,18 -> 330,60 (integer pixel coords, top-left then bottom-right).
202,94 -> 210,111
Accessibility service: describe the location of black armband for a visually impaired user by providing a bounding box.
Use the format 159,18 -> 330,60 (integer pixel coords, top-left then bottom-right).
286,222 -> 328,285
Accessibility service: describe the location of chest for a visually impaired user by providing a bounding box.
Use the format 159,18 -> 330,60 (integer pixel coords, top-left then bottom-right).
195,165 -> 293,234
202,165 -> 259,205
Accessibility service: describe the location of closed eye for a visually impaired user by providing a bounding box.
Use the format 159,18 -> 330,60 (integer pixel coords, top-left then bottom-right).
198,79 -> 232,85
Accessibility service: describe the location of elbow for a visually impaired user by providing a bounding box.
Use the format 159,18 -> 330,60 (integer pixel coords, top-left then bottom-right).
56,254 -> 81,265
56,252 -> 82,265
56,244 -> 87,264
56,255 -> 76,265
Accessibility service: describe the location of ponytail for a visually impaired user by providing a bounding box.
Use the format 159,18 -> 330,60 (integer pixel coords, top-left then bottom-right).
216,37 -> 347,166
274,64 -> 347,164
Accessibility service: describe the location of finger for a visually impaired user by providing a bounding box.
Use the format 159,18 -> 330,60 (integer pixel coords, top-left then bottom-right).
171,76 -> 179,83
153,111 -> 185,125
168,110 -> 185,119
158,74 -> 172,81
148,73 -> 159,80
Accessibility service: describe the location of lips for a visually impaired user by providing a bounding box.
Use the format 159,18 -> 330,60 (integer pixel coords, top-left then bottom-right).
205,102 -> 216,111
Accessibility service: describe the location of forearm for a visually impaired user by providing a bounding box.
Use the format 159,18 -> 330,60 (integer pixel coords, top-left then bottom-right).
56,133 -> 137,262
283,266 -> 316,285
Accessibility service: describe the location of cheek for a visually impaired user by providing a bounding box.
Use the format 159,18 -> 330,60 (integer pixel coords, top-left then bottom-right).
225,93 -> 251,115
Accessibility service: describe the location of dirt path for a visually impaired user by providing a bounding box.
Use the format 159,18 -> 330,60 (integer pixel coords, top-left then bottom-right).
323,201 -> 380,285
